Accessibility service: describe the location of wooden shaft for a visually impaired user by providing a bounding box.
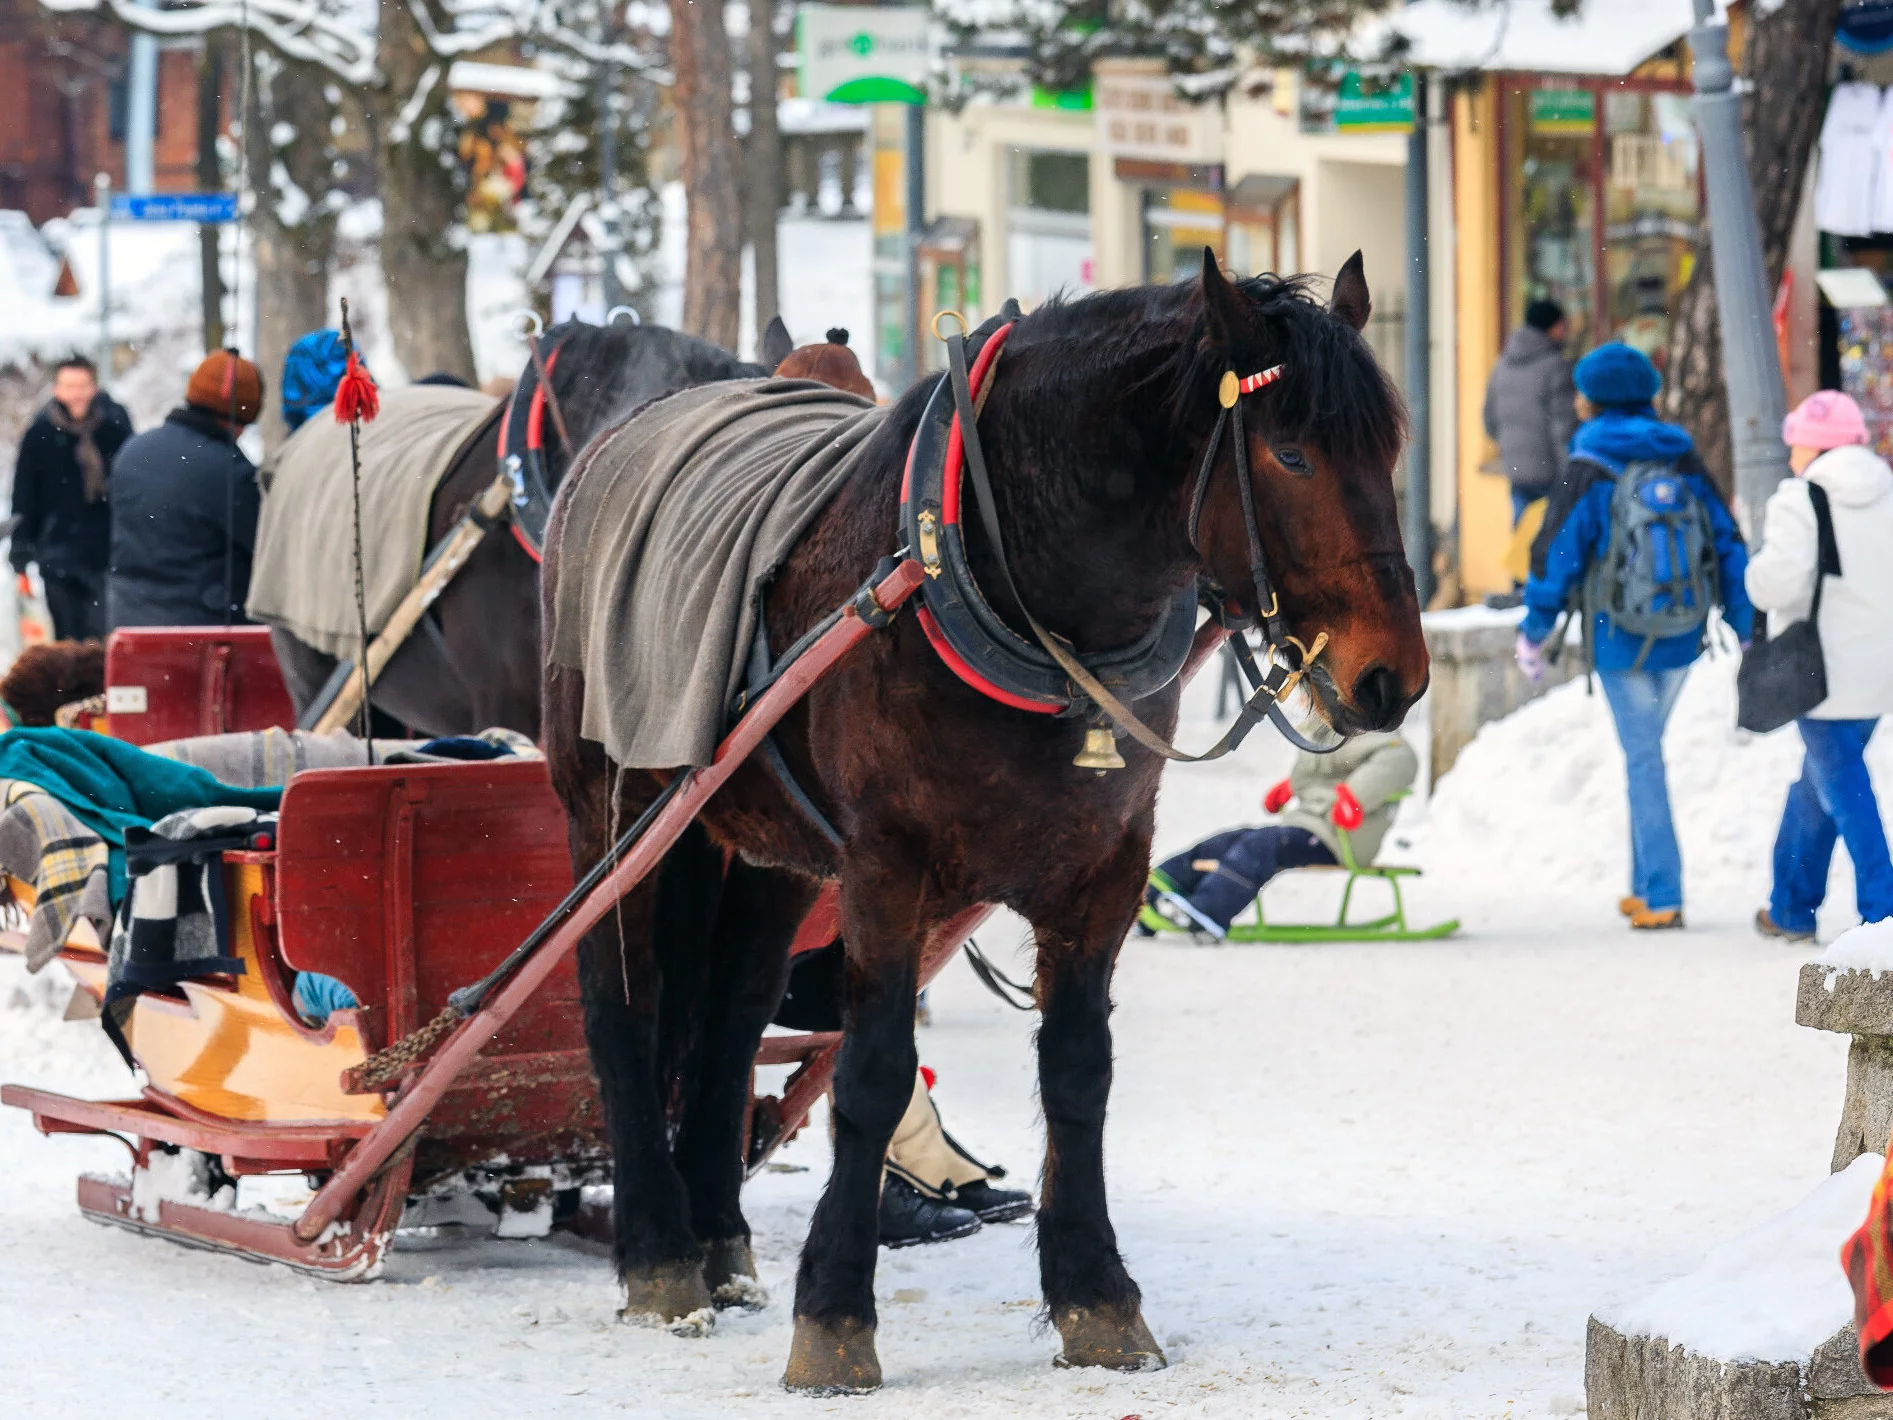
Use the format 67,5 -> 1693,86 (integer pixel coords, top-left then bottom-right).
294,559 -> 927,1241
313,472 -> 516,735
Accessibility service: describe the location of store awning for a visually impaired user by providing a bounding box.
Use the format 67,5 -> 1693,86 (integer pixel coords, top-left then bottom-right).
1385,0 -> 1727,77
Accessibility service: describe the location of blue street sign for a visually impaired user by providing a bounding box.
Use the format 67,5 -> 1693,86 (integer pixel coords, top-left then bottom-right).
110,192 -> 240,223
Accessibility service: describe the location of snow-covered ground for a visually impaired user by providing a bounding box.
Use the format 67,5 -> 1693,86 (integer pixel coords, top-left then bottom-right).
0,654 -> 1862,1417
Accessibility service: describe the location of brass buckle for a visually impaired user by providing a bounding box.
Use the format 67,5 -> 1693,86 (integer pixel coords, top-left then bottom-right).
931,309 -> 967,342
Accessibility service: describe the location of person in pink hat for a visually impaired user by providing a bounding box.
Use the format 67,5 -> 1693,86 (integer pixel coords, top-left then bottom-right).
1747,390 -> 1893,941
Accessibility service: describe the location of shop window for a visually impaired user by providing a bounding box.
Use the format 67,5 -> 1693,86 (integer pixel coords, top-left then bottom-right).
1503,77 -> 1700,364
1144,187 -> 1225,283
1226,173 -> 1300,277
1005,147 -> 1092,307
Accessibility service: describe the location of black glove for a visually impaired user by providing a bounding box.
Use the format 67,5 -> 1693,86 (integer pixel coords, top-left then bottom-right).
8,542 -> 32,576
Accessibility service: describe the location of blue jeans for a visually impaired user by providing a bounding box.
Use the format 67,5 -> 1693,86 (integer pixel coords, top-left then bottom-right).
1769,719 -> 1893,934
1598,666 -> 1690,911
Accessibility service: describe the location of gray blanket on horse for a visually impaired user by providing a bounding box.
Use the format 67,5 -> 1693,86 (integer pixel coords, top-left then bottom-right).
245,385 -> 500,659
547,378 -> 882,768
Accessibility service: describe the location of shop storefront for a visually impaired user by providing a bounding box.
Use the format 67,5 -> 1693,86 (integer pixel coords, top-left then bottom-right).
1005,146 -> 1094,305
1499,76 -> 1701,366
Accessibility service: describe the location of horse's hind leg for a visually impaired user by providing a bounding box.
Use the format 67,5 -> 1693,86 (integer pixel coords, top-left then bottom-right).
784,837 -> 926,1393
1028,835 -> 1166,1372
672,859 -> 818,1307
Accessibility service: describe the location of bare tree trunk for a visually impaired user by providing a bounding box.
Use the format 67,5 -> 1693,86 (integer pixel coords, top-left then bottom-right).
377,2 -> 477,383
1661,0 -> 1842,491
197,39 -> 225,353
745,0 -> 782,334
671,0 -> 742,349
244,55 -> 339,453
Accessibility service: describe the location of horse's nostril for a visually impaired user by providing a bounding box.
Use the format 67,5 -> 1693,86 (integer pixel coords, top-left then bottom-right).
1350,665 -> 1406,728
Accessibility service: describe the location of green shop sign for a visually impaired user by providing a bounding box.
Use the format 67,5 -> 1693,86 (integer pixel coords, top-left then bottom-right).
796,4 -> 932,106
1333,71 -> 1414,134
1529,87 -> 1596,135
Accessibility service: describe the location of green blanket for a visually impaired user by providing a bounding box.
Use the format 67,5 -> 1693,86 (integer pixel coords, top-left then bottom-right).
0,728 -> 282,900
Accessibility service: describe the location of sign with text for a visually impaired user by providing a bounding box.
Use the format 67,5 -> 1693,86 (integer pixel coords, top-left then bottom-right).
111,192 -> 240,223
1095,72 -> 1223,165
1333,72 -> 1414,134
795,5 -> 930,105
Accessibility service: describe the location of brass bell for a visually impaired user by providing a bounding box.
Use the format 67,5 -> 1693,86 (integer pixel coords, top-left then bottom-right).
1074,725 -> 1126,773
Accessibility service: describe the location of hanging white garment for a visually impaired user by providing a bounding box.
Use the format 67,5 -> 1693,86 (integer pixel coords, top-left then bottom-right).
1872,87 -> 1893,234
1818,82 -> 1883,237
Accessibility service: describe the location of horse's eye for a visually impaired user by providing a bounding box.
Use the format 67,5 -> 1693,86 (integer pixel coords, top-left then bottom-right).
1275,446 -> 1311,476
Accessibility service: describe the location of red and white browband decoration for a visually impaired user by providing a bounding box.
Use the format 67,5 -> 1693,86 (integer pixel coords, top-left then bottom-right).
1217,363 -> 1286,409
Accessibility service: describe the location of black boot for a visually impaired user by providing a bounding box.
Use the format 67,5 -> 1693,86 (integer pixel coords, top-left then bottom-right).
950,1178 -> 1034,1223
879,1176 -> 981,1248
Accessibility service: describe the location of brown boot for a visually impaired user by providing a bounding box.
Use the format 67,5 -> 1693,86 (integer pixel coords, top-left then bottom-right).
1630,906 -> 1683,930
1618,896 -> 1646,918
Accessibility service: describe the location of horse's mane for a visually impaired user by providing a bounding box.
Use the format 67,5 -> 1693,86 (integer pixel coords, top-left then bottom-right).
1010,275 -> 1408,474
549,321 -> 769,440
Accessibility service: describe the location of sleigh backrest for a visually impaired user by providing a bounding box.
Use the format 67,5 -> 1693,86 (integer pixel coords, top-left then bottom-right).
105,627 -> 296,745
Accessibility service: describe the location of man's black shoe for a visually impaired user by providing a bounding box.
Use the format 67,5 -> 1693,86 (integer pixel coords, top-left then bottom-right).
879,1176 -> 981,1248
952,1179 -> 1034,1223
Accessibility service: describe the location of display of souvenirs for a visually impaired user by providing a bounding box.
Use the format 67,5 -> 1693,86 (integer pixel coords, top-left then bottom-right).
1839,300 -> 1893,461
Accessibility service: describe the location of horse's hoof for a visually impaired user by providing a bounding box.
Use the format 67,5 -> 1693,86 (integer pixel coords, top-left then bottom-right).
781,1315 -> 882,1394
703,1237 -> 766,1310
619,1259 -> 716,1332
1052,1304 -> 1167,1372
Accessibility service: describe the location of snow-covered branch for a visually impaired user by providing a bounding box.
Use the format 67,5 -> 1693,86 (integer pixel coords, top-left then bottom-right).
39,0 -> 380,85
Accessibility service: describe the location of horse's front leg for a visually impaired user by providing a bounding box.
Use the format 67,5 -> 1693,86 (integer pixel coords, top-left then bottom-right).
1028,834 -> 1167,1372
783,835 -> 928,1394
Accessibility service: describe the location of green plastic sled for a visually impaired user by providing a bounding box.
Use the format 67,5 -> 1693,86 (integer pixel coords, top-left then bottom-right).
1139,828 -> 1459,945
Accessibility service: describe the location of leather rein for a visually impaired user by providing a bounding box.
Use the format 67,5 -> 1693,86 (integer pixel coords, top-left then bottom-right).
903,311 -> 1336,763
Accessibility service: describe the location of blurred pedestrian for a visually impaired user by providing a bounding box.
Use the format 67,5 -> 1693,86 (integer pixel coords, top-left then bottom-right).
106,350 -> 264,629
9,354 -> 133,640
1483,299 -> 1578,527
1515,342 -> 1752,930
1747,391 -> 1893,942
279,329 -> 349,433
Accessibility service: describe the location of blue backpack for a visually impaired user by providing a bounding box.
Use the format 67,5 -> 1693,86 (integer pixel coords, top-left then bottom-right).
1581,457 -> 1719,666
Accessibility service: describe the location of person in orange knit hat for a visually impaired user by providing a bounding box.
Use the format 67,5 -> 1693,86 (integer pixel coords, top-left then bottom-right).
105,349 -> 265,629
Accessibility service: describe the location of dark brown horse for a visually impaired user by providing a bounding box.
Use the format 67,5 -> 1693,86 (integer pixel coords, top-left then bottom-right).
269,319 -> 795,738
541,254 -> 1429,1391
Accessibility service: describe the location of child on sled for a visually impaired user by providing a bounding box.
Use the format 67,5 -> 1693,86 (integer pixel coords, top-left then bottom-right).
1143,732 -> 1419,940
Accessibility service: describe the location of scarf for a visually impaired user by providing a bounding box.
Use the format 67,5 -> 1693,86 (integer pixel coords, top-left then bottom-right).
45,398 -> 108,503
1569,405 -> 1696,471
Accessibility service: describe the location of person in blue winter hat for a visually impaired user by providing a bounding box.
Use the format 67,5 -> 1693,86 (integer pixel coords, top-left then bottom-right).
1514,341 -> 1753,931
279,329 -> 352,432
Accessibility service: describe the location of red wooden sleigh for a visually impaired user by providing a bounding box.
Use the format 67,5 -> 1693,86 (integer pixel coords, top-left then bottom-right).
3,574 -> 1226,1276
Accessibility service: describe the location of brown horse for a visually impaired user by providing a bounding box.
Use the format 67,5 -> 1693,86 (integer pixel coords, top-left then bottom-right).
269,319 -> 796,738
541,254 -> 1428,1391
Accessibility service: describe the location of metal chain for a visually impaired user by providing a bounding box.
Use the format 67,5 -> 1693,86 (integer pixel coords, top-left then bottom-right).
340,1003 -> 459,1094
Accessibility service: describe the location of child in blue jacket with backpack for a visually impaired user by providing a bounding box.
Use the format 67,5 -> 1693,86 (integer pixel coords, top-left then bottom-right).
1514,342 -> 1753,930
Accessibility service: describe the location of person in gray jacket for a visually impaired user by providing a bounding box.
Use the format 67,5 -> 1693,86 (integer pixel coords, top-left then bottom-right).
1143,733 -> 1419,938
1483,299 -> 1578,523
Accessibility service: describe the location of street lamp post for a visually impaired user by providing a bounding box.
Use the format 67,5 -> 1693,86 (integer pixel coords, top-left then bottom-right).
1688,0 -> 1790,534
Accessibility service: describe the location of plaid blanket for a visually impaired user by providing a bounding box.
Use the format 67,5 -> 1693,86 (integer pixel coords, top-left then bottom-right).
0,779 -> 111,970
1845,1154 -> 1893,1386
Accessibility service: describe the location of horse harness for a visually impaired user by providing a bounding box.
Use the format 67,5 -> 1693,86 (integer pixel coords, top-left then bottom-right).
896,307 -> 1335,766
497,320 -> 585,562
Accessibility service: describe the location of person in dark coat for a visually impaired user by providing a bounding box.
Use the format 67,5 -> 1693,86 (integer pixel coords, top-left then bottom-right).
10,354 -> 134,641
1483,299 -> 1578,524
106,350 -> 265,630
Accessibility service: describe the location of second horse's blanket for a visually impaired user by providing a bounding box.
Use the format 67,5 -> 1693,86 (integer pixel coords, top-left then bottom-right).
246,385 -> 500,658
547,378 -> 883,769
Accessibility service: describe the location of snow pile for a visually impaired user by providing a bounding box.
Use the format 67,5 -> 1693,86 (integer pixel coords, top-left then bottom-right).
1411,653 -> 1893,928
1599,1153 -> 1878,1362
1813,919 -> 1893,976
0,953 -> 120,1085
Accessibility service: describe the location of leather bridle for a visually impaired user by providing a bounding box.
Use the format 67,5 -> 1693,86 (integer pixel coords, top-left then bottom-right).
497,320 -> 584,562
902,309 -> 1337,764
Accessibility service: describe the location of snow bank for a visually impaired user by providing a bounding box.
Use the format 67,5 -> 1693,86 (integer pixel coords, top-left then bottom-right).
1599,1153 -> 1878,1362
1411,653 -> 1893,928
1814,920 -> 1893,976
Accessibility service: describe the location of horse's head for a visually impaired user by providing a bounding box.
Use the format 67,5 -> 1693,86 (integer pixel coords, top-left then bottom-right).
1190,250 -> 1428,735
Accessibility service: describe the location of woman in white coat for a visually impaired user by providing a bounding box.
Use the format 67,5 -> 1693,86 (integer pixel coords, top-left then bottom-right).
1747,391 -> 1893,941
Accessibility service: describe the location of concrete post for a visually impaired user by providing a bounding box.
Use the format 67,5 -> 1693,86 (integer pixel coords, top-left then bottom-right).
125,1 -> 158,194
1688,0 -> 1791,534
904,101 -> 926,389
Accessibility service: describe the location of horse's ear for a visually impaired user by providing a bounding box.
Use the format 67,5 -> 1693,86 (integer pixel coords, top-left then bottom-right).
760,315 -> 795,373
1330,251 -> 1371,332
1200,247 -> 1249,348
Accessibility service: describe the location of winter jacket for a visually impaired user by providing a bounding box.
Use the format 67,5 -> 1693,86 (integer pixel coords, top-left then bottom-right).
1275,732 -> 1418,864
106,406 -> 261,629
1521,409 -> 1753,671
1482,326 -> 1578,496
9,394 -> 133,578
1745,444 -> 1893,720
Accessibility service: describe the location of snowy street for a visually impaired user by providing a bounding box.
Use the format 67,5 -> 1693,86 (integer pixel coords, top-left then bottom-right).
0,658 -> 1853,1418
